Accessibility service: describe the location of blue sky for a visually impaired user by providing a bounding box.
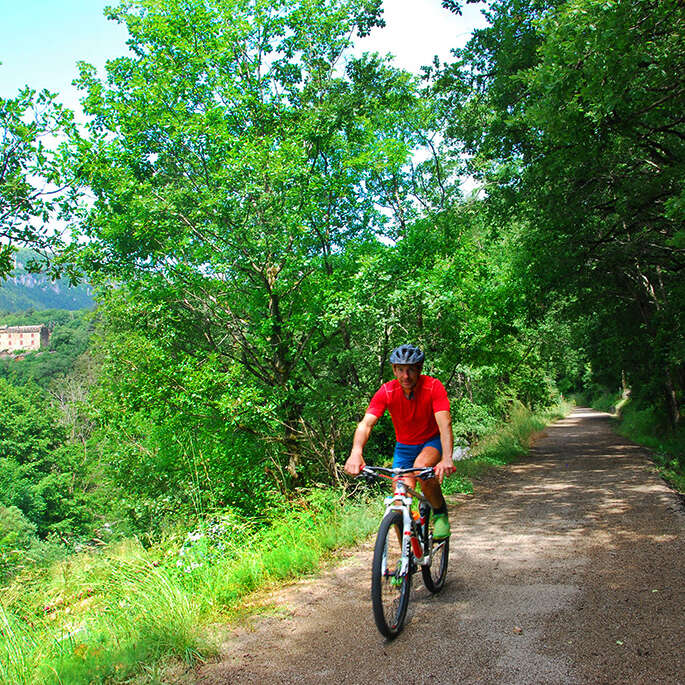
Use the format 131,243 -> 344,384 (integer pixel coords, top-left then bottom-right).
0,0 -> 487,109
0,1 -> 128,99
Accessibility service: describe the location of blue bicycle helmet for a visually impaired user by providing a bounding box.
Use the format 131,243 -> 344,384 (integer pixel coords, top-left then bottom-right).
389,344 -> 425,365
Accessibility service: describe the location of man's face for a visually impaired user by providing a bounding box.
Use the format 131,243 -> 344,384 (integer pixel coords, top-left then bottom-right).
392,363 -> 421,393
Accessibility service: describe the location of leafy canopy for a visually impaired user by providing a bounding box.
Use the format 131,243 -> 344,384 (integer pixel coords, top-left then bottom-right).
0,88 -> 79,278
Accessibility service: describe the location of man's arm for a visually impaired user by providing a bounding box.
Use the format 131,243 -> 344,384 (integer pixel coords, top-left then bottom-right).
434,410 -> 456,483
344,412 -> 379,475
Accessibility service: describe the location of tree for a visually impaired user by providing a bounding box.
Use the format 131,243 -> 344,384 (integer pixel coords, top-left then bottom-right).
0,88 -> 78,278
0,379 -> 66,530
68,0 -> 434,484
439,0 -> 685,424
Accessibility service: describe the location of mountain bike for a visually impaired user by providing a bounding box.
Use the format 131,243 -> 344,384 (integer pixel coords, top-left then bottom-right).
359,465 -> 450,638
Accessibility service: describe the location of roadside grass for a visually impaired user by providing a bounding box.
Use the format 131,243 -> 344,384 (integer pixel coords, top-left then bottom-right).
0,539 -> 205,685
614,403 -> 685,493
0,493 -> 381,685
0,400 -> 566,684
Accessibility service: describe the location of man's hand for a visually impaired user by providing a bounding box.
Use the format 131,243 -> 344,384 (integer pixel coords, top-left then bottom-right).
434,457 -> 456,483
344,452 -> 366,476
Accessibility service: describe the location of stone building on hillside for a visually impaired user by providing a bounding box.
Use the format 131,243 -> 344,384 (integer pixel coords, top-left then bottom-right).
0,325 -> 50,353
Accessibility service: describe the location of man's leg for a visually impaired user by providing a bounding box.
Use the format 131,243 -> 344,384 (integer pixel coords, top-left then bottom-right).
414,446 -> 450,538
413,446 -> 446,509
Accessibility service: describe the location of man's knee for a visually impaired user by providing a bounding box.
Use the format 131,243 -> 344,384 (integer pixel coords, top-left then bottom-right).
414,446 -> 440,467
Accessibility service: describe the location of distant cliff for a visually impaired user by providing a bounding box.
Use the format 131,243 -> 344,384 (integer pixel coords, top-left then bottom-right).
0,249 -> 94,312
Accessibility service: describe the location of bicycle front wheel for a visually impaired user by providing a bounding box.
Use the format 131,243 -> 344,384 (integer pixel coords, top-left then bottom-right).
371,511 -> 411,638
421,508 -> 450,593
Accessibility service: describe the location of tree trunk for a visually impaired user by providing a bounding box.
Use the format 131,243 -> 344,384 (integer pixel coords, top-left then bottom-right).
664,370 -> 680,428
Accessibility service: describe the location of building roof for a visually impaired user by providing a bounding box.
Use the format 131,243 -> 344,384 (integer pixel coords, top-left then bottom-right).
0,325 -> 47,333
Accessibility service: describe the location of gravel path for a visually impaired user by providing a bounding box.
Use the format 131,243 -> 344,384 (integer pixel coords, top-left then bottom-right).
197,408 -> 684,684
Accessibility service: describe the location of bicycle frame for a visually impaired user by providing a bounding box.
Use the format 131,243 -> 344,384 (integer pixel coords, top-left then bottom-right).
363,466 -> 435,573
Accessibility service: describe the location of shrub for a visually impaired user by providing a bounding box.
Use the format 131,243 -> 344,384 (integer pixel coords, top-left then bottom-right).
0,505 -> 37,580
451,397 -> 497,442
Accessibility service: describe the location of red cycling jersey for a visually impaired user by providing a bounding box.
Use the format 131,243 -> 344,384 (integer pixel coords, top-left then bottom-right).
366,375 -> 450,445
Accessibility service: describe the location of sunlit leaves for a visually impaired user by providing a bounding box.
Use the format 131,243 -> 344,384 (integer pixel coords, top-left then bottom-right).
0,89 -> 79,278
441,0 -> 685,421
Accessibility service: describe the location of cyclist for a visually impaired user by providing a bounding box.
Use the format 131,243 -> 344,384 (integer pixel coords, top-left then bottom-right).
344,344 -> 456,538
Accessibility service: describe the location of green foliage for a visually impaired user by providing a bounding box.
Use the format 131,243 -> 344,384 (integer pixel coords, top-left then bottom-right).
451,397 -> 497,441
0,505 -> 37,580
439,0 -> 685,425
475,400 -> 550,461
73,115 -> 567,522
0,505 -> 65,583
0,379 -> 64,463
0,379 -> 67,529
65,0 -> 436,491
0,378 -> 97,539
0,0 -> 567,539
88,295 -> 281,520
585,388 -> 623,415
0,90 -> 79,279
0,488 -> 380,685
0,346 -> 102,558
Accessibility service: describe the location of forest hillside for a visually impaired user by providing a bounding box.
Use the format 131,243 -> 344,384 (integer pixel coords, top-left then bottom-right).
0,249 -> 93,312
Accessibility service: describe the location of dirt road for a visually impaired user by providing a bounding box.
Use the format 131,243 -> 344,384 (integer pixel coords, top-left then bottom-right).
198,409 -> 684,684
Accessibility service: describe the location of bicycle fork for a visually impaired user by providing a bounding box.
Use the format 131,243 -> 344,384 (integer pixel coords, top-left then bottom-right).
383,492 -> 431,576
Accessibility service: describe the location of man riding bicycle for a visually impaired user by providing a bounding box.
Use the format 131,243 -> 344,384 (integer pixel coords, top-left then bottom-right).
344,344 -> 456,538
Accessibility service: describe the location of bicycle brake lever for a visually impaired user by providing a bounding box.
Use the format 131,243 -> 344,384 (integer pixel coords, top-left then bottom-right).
357,467 -> 376,483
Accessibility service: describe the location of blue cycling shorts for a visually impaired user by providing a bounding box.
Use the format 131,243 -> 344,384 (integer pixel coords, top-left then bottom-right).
392,434 -> 442,469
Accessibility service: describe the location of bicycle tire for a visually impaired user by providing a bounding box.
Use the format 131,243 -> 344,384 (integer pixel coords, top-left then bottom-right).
371,511 -> 411,638
420,507 -> 450,593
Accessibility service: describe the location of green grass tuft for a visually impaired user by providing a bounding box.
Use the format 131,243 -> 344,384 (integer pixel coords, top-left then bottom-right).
0,489 -> 385,685
1,539 -> 206,685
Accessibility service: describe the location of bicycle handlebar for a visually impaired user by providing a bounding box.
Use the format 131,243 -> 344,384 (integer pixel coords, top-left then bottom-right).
358,465 -> 436,482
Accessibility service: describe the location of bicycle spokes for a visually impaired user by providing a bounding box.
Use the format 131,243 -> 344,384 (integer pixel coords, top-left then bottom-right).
372,512 -> 411,637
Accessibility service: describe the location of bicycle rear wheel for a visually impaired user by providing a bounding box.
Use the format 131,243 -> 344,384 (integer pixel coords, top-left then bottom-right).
371,511 -> 411,638
420,507 -> 449,593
